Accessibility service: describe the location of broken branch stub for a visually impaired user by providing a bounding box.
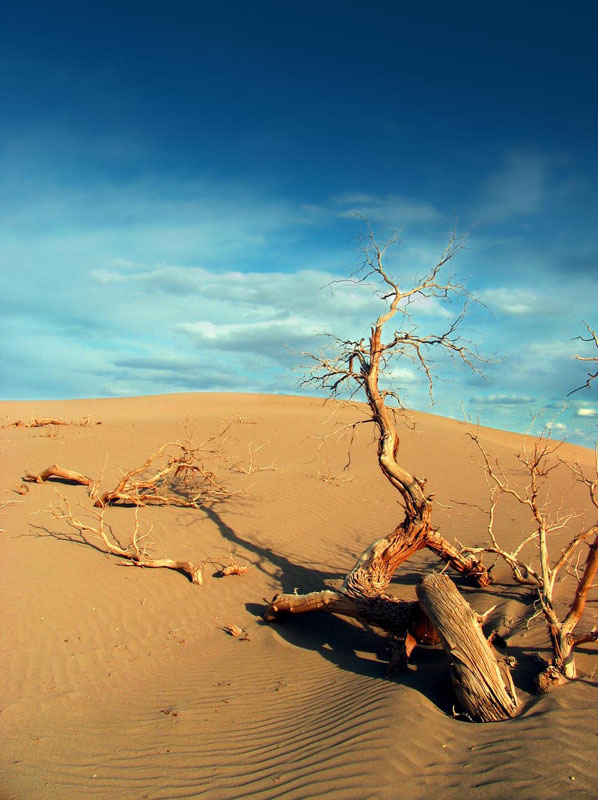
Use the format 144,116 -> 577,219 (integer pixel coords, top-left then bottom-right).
24,464 -> 97,492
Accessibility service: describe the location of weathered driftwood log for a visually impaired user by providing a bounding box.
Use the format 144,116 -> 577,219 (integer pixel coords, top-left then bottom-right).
24,464 -> 96,490
416,573 -> 518,722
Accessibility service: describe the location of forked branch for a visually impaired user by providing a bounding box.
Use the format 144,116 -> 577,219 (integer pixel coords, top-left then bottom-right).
569,322 -> 598,395
47,495 -> 204,584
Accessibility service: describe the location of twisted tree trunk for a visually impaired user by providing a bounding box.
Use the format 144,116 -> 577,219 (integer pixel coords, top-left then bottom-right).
265,228 -> 493,712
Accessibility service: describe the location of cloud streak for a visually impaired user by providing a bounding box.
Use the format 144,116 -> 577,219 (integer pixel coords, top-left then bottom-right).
1,159 -> 596,446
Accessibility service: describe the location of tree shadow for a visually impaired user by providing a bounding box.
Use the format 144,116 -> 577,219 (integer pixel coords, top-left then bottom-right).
247,597 -> 458,716
206,505 -> 533,718
202,504 -> 346,591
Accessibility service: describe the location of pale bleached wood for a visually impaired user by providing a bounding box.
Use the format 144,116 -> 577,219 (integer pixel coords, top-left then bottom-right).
416,573 -> 518,722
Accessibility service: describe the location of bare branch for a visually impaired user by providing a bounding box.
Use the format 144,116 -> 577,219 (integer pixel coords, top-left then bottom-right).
23,464 -> 97,496
467,422 -> 598,683
568,322 -> 598,395
46,495 -> 204,585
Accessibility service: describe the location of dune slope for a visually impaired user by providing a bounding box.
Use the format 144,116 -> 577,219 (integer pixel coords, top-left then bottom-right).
1,394 -> 597,799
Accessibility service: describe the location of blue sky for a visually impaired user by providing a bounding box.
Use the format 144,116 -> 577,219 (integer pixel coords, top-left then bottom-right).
2,1 -> 597,444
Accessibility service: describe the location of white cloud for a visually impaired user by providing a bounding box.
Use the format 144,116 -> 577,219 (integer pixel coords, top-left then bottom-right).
178,316 -> 322,362
481,287 -> 552,316
385,366 -> 420,384
576,408 -> 598,418
472,393 -> 534,406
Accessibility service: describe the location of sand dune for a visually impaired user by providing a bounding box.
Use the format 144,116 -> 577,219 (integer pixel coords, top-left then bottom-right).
1,393 -> 597,799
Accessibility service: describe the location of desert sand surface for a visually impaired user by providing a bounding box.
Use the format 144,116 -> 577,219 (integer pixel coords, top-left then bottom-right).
1,392 -> 597,800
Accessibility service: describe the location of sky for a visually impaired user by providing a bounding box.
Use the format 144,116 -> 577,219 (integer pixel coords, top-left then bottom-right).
1,0 -> 597,445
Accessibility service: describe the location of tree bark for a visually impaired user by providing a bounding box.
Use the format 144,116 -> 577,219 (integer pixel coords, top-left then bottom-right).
416,573 -> 518,722
264,588 -> 438,644
24,464 -> 95,488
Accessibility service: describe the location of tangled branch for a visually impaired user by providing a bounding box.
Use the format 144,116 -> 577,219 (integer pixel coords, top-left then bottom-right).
94,440 -> 237,508
463,425 -> 598,683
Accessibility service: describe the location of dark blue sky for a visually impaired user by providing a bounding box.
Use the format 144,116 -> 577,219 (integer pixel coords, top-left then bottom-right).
1,1 -> 597,442
3,2 -> 595,185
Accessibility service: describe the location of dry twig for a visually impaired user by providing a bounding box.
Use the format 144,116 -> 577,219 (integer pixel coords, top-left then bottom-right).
569,322 -> 598,395
46,495 -> 204,585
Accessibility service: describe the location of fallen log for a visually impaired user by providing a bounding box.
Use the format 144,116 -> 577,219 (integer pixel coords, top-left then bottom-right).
24,464 -> 96,491
416,573 -> 518,722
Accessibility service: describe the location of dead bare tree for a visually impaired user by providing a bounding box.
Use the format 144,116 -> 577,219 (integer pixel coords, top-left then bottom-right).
463,427 -> 598,689
263,223 -> 519,719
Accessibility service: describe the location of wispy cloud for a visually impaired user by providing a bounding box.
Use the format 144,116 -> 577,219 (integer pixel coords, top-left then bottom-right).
480,287 -> 553,316
178,317 -> 321,362
330,192 -> 442,226
476,152 -> 549,222
471,393 -> 535,406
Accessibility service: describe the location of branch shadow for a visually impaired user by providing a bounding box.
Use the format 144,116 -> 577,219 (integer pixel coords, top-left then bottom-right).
248,597 -> 458,716
202,504 -> 345,591
204,506 -> 532,718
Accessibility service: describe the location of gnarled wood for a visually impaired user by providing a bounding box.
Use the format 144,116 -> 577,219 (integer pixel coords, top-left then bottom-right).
49,496 -> 204,585
265,224 -> 494,715
24,464 -> 96,490
416,573 -> 518,722
264,589 -> 438,643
